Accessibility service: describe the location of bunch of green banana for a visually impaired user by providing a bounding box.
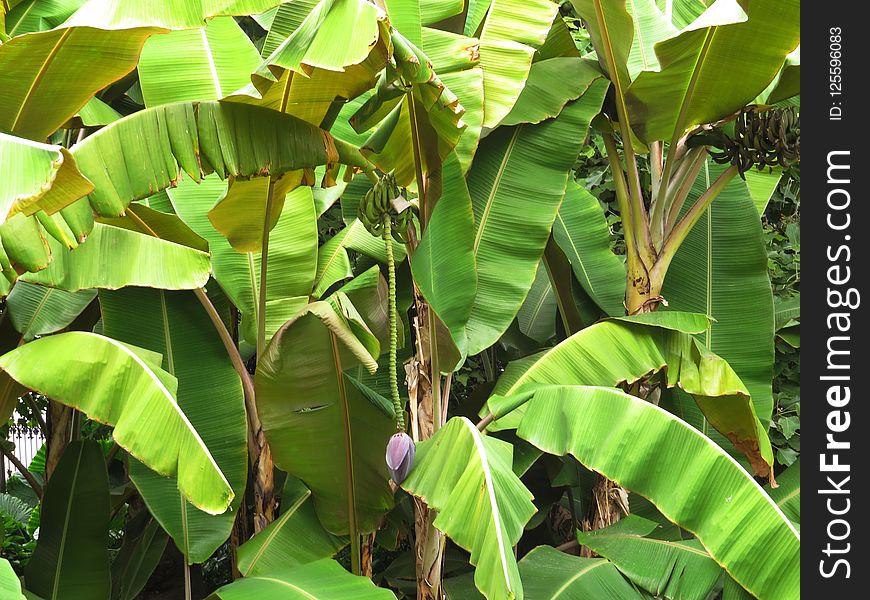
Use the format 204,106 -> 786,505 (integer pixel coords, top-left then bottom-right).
357,172 -> 414,243
690,107 -> 800,178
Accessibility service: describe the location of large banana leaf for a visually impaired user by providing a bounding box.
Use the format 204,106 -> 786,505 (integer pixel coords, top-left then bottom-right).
64,0 -> 287,29
255,296 -> 394,534
5,281 -> 96,340
501,58 -> 607,127
0,332 -> 233,514
100,288 -> 248,564
663,162 -> 775,421
0,557 -> 25,600
576,514 -> 722,600
491,385 -> 799,600
3,0 -> 86,36
0,25 -> 160,139
110,513 -> 169,600
465,94 -> 606,356
23,440 -> 110,600
0,133 -> 93,223
234,0 -> 390,127
21,223 -> 211,291
70,100 -> 367,217
208,558 -> 397,599
626,0 -> 800,142
552,180 -> 626,317
401,417 -> 536,600
137,16 -> 262,106
485,313 -> 774,479
237,477 -> 346,576
411,153 -> 477,365
477,0 -> 558,127
518,546 -> 647,599
768,458 -> 799,525
624,0 -> 677,78
168,175 -> 318,347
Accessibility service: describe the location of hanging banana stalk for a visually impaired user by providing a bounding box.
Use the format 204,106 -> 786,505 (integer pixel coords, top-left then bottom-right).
358,173 -> 416,484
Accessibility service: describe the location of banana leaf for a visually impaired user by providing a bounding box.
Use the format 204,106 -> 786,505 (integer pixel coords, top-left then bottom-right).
5,281 -> 96,341
23,440 -> 110,600
519,546 -> 648,599
0,332 -> 233,514
401,417 -> 536,600
484,313 -> 774,480
100,288 -> 248,564
207,558 -> 397,599
490,385 -> 799,600
110,513 -> 169,600
0,557 -> 25,600
255,295 -> 394,534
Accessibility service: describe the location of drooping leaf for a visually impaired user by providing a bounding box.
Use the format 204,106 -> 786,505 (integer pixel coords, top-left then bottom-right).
626,0 -> 800,142
552,180 -> 626,317
518,545 -> 648,599
484,314 -> 774,479
255,296 -> 394,534
21,223 -> 211,292
501,58 -> 606,127
23,441 -> 110,600
0,132 -> 94,224
207,558 -> 397,599
625,0 -> 677,78
6,281 -> 96,341
576,514 -> 722,600
100,288 -> 248,564
2,0 -> 86,37
0,332 -> 233,514
465,95 -> 606,356
70,100 -> 367,217
401,417 -> 536,600
237,477 -> 346,576
490,385 -> 799,600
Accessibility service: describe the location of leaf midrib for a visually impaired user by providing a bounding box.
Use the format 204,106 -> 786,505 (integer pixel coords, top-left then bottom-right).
472,126 -> 522,255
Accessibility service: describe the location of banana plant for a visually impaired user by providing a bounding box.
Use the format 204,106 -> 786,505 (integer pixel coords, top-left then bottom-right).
0,0 -> 800,599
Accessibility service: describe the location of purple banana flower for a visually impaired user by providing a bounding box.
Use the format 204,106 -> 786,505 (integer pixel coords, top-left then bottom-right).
385,432 -> 415,484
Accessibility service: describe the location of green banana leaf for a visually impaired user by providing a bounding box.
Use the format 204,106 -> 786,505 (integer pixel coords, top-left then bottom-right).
490,385 -> 799,600
234,0 -> 390,127
401,417 -> 536,600
5,281 -> 96,340
626,0 -> 800,142
168,175 -> 320,347
0,331 -> 233,514
552,180 -> 626,317
255,295 -> 394,535
23,440 -> 110,600
484,313 -> 774,479
100,288 -> 248,564
478,0 -> 558,127
663,161 -> 775,422
501,57 -> 607,127
0,25 -> 161,139
517,261 -> 556,344
464,93 -> 607,356
411,152 -> 477,365
0,557 -> 25,600
64,0 -> 287,30
237,476 -> 347,576
110,513 -> 169,600
519,546 -> 647,599
0,133 -> 93,223
98,204 -> 208,251
70,100 -> 367,217
768,458 -> 799,525
742,169 -> 782,215
576,515 -> 722,600
21,223 -> 211,292
3,0 -> 86,36
138,16 -> 262,106
208,558 -> 397,599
